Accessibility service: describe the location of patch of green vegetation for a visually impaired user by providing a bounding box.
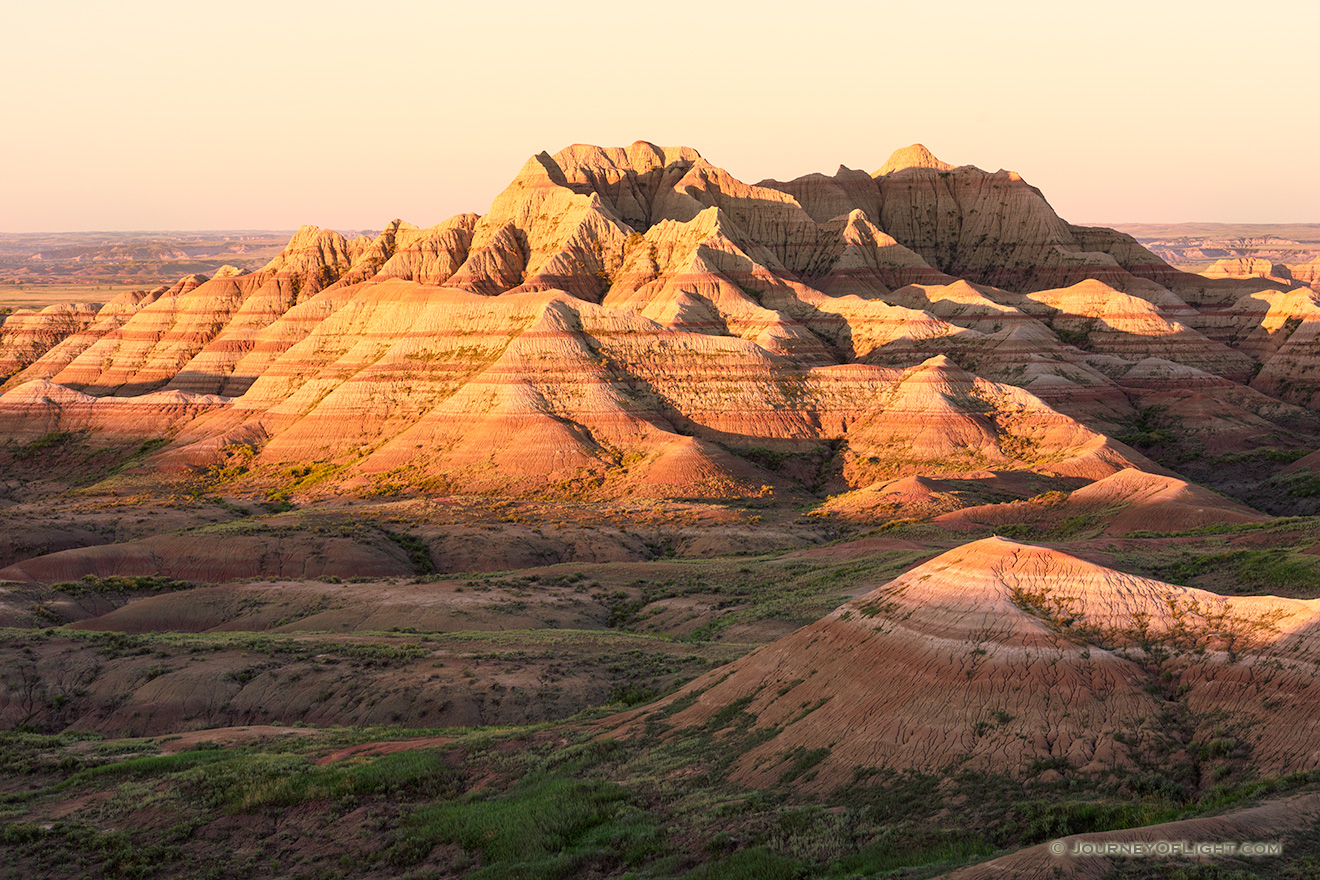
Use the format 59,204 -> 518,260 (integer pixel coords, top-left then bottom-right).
211,747 -> 464,812
5,627 -> 433,667
199,441 -> 257,486
1118,405 -> 1175,448
1054,326 -> 1092,348
1009,797 -> 1179,842
741,446 -> 791,471
1047,513 -> 1104,540
707,695 -> 757,730
777,746 -> 831,785
996,522 -> 1039,539
186,518 -> 291,538
130,437 -> 170,458
610,683 -> 661,706
46,574 -> 194,599
262,488 -> 295,512
66,749 -> 235,788
1271,470 -> 1320,499
1150,547 -> 1320,597
12,431 -> 79,460
836,766 -> 1184,851
384,530 -> 436,575
1211,447 -> 1310,466
732,440 -> 843,494
682,846 -> 803,879
669,552 -> 930,641
0,731 -> 104,777
1121,519 -> 1294,540
205,495 -> 251,517
819,833 -> 996,878
385,772 -> 663,873
0,737 -> 472,876
599,588 -> 644,628
280,461 -> 345,492
184,515 -> 386,546
2,821 -> 187,879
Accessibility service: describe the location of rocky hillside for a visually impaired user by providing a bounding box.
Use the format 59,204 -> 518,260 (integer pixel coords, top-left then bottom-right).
5,142 -> 1320,880
0,141 -> 1315,518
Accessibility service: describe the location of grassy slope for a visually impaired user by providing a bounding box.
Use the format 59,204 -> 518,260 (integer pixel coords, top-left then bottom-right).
4,517 -> 1320,878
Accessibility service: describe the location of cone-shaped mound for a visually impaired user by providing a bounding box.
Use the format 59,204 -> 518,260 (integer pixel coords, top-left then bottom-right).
1067,467 -> 1270,531
623,538 -> 1320,791
938,467 -> 1270,535
840,355 -> 1155,485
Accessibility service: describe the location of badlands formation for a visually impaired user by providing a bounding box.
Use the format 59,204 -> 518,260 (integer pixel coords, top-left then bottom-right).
1,141 -> 1314,519
4,142 -> 1320,879
630,538 -> 1320,789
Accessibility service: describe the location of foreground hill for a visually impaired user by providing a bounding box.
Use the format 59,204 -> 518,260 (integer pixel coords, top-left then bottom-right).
625,537 -> 1320,792
5,532 -> 1319,879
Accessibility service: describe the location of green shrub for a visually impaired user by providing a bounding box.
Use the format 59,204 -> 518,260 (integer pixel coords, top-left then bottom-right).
384,774 -> 663,874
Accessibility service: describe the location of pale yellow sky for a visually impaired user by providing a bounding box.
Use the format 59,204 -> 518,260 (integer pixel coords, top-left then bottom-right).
3,0 -> 1316,231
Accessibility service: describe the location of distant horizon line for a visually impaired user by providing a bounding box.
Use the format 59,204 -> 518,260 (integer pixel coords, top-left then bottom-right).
5,220 -> 1320,237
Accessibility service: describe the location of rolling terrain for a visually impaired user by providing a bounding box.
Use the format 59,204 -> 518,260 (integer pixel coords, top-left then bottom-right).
3,142 -> 1320,879
0,231 -> 294,289
1113,223 -> 1320,286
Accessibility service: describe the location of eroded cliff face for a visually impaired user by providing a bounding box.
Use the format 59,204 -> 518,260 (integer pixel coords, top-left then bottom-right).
761,144 -> 1199,295
0,140 -> 1312,509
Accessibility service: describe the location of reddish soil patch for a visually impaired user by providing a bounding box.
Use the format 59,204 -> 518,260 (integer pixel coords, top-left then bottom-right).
315,735 -> 455,765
